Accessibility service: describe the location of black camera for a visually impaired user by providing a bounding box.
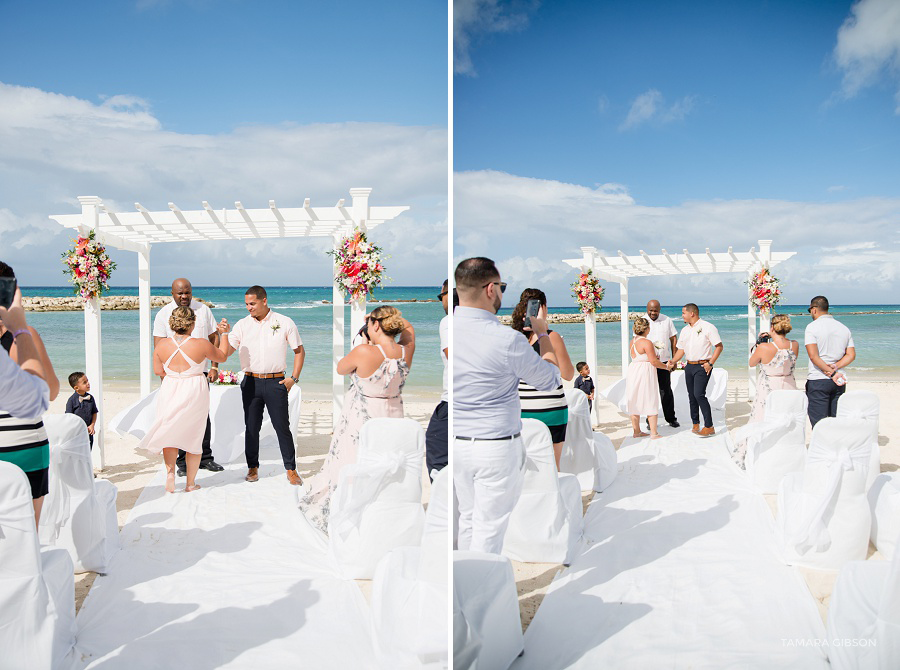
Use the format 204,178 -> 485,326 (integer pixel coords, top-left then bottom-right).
756,333 -> 771,345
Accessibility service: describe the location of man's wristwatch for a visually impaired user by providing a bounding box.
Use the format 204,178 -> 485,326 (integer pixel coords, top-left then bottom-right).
290,375 -> 299,384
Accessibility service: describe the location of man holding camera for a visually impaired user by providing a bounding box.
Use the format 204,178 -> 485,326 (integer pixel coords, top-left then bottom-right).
453,257 -> 561,554
669,303 -> 723,437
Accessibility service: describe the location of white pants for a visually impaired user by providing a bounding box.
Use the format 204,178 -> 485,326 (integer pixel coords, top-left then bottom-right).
454,436 -> 525,554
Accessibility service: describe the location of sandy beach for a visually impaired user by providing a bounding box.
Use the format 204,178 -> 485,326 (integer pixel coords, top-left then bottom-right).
512,375 -> 900,631
48,385 -> 441,612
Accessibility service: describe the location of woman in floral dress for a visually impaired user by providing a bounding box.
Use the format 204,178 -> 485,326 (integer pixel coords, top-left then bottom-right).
298,306 -> 415,534
732,314 -> 798,468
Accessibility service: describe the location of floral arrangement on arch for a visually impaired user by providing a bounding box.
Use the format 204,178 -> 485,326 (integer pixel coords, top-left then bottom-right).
746,266 -> 782,314
571,269 -> 605,314
327,230 -> 386,302
61,230 -> 116,301
214,370 -> 239,385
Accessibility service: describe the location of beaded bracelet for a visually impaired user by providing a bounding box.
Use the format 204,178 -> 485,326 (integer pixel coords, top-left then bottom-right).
12,328 -> 31,339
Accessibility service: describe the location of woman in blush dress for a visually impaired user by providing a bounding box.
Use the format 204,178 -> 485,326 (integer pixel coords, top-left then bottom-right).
732,314 -> 799,469
140,307 -> 229,493
298,306 -> 415,535
627,317 -> 670,439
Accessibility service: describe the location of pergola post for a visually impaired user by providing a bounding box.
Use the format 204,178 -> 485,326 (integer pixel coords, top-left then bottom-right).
747,269 -> 757,402
580,247 -> 599,423
758,240 -> 773,334
77,196 -> 105,470
138,245 -> 152,398
619,278 -> 629,378
332,231 -> 345,429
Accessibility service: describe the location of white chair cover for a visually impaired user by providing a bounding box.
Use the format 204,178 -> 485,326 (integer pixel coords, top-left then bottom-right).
109,382 -> 302,464
728,389 -> 807,493
561,389 -> 616,492
0,462 -> 76,669
453,551 -> 523,670
38,414 -> 119,573
329,417 -> 425,579
502,418 -> 583,565
777,417 -> 872,570
825,532 -> 900,669
837,390 -> 881,491
371,466 -> 449,667
868,473 -> 900,559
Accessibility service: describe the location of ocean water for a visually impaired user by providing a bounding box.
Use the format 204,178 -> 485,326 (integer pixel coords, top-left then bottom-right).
497,304 -> 900,381
23,286 -> 446,393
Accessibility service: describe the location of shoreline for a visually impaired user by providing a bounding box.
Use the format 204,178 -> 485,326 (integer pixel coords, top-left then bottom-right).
23,295 -> 438,311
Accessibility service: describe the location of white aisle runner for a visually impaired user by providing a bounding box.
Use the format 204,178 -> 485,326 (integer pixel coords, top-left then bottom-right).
73,446 -> 377,669
513,432 -> 830,669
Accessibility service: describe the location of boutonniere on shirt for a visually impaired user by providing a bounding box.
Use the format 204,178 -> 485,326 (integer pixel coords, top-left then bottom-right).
695,327 -> 703,335
270,322 -> 281,336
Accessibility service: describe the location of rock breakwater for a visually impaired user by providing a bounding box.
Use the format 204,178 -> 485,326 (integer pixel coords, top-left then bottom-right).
23,296 -> 216,312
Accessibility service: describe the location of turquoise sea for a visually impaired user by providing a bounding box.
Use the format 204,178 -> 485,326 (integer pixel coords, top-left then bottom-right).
24,286 -> 446,394
497,304 -> 900,381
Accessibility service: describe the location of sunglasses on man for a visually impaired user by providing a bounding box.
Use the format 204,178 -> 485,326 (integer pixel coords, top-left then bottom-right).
482,281 -> 507,293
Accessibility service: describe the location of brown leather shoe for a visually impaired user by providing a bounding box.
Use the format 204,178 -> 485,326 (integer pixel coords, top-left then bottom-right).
286,469 -> 302,486
698,426 -> 716,438
245,467 -> 259,482
691,424 -> 700,434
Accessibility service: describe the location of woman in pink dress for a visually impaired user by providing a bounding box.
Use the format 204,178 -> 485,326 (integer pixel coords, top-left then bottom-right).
298,306 -> 415,534
626,317 -> 670,439
140,307 -> 229,493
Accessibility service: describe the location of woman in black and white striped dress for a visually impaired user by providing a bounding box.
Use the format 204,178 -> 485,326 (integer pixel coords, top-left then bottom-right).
512,289 -> 575,469
0,266 -> 60,527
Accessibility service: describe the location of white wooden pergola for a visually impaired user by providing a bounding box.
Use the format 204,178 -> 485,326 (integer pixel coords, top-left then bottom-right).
50,189 -> 408,468
563,240 -> 796,400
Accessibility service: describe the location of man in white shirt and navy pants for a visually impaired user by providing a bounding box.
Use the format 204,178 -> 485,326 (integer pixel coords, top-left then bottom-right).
453,257 -> 562,554
804,295 -> 855,427
220,285 -> 305,485
670,303 -> 723,437
152,278 -> 224,476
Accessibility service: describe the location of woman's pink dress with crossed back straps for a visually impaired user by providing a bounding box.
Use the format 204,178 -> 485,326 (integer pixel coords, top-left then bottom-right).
139,337 -> 210,455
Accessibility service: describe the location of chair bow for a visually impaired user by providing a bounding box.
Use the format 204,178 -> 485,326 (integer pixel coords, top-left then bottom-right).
791,443 -> 871,553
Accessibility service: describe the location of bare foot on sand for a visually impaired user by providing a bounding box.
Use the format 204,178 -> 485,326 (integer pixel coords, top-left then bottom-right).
651,433 -> 662,439
165,473 -> 175,494
633,431 -> 650,438
185,483 -> 201,492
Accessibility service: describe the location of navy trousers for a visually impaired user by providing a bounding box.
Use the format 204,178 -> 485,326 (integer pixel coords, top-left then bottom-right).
425,400 -> 448,481
241,376 -> 296,470
684,363 -> 713,428
806,378 -> 846,428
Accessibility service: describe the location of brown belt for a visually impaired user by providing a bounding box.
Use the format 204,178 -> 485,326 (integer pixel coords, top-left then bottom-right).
245,372 -> 285,379
687,359 -> 711,365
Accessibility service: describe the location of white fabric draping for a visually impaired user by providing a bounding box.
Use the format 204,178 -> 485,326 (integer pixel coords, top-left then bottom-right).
109,383 -> 302,463
453,551 -> 523,670
837,390 -> 881,491
328,417 -> 425,579
0,461 -> 77,670
778,417 -> 873,570
826,536 -> 900,669
727,389 -> 807,493
868,473 -> 900,559
513,435 -> 829,669
71,447 -> 381,668
501,419 -> 583,565
561,389 -> 616,493
370,466 -> 449,668
39,414 -> 119,573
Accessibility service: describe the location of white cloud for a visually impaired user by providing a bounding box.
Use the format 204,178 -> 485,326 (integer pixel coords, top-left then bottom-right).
454,0 -> 539,76
834,0 -> 900,113
620,89 -> 697,130
454,169 -> 900,306
0,82 -> 447,288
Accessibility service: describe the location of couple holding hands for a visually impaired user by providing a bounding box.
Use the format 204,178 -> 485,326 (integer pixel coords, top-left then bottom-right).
626,301 -> 723,439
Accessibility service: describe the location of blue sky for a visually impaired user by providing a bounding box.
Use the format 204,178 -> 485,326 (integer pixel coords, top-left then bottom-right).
454,0 -> 900,306
0,0 -> 447,287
